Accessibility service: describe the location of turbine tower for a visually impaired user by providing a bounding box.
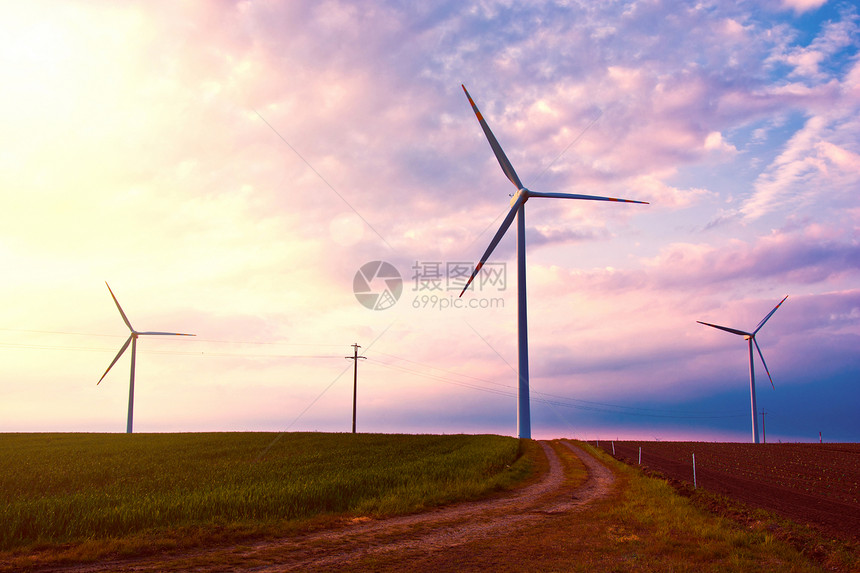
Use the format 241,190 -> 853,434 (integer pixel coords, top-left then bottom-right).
697,295 -> 788,444
458,85 -> 648,439
98,282 -> 195,433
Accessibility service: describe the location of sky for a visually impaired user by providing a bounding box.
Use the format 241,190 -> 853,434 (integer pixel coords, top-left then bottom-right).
1,0 -> 858,442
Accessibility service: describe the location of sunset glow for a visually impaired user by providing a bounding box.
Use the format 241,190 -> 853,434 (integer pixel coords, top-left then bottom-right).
1,0 -> 857,442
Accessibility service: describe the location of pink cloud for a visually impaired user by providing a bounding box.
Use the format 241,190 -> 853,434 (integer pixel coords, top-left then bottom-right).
780,0 -> 828,14
3,0 -> 860,438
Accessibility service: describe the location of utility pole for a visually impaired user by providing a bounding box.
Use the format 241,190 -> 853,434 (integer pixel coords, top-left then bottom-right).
760,410 -> 767,444
345,343 -> 366,434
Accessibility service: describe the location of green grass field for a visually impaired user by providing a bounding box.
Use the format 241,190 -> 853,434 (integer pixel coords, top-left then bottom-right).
0,432 -> 528,551
4,434 -> 854,572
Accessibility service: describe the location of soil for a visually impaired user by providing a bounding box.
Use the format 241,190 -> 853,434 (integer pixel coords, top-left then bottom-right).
598,441 -> 860,542
30,441 -> 614,572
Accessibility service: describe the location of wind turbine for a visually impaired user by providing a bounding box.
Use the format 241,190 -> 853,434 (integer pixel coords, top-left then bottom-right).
458,85 -> 648,439
98,282 -> 195,433
697,295 -> 788,444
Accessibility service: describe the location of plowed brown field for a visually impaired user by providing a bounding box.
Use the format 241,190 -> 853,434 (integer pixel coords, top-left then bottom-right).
598,441 -> 860,541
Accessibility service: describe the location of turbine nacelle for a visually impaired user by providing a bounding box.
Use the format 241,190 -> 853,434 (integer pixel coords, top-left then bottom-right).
511,188 -> 530,206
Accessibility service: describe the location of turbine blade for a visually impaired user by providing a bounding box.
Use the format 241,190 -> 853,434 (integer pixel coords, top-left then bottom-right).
98,335 -> 133,385
753,337 -> 775,389
105,282 -> 134,332
696,321 -> 750,337
459,198 -> 522,297
753,295 -> 789,335
462,84 -> 523,190
527,191 -> 648,204
137,331 -> 195,336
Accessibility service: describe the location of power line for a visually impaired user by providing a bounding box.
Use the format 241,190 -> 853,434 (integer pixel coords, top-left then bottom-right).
2,326 -> 747,421
0,327 -> 345,347
368,355 -> 746,420
0,328 -> 121,338
369,360 -> 516,398
254,109 -> 393,250
254,322 -> 395,462
0,342 -> 336,360
373,350 -> 513,390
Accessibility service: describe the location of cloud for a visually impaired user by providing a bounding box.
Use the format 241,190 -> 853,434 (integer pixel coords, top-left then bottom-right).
775,9 -> 859,80
816,140 -> 860,173
2,0 -> 859,440
527,220 -> 860,307
780,0 -> 829,15
629,171 -> 715,209
646,227 -> 860,291
743,109 -> 860,219
704,131 -> 738,154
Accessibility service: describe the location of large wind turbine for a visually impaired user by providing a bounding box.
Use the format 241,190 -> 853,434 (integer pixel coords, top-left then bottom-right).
458,85 -> 648,439
98,282 -> 195,433
697,295 -> 788,444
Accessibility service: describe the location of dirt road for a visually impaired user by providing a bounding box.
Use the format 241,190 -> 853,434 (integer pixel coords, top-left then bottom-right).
42,441 -> 614,572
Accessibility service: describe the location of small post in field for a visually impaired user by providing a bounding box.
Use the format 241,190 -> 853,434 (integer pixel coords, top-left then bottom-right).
638,446 -> 641,465
612,441 -> 615,456
692,453 -> 697,489
819,431 -> 822,443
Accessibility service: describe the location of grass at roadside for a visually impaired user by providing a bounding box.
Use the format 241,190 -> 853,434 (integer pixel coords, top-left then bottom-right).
588,444 -> 816,570
556,442 -> 826,571
650,465 -> 860,572
0,432 -> 532,563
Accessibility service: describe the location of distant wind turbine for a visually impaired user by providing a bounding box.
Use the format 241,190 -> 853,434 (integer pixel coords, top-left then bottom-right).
697,295 -> 788,444
98,282 -> 195,433
458,84 -> 648,439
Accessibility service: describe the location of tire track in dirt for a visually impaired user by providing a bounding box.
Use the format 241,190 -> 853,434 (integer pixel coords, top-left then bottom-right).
36,441 -> 614,572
